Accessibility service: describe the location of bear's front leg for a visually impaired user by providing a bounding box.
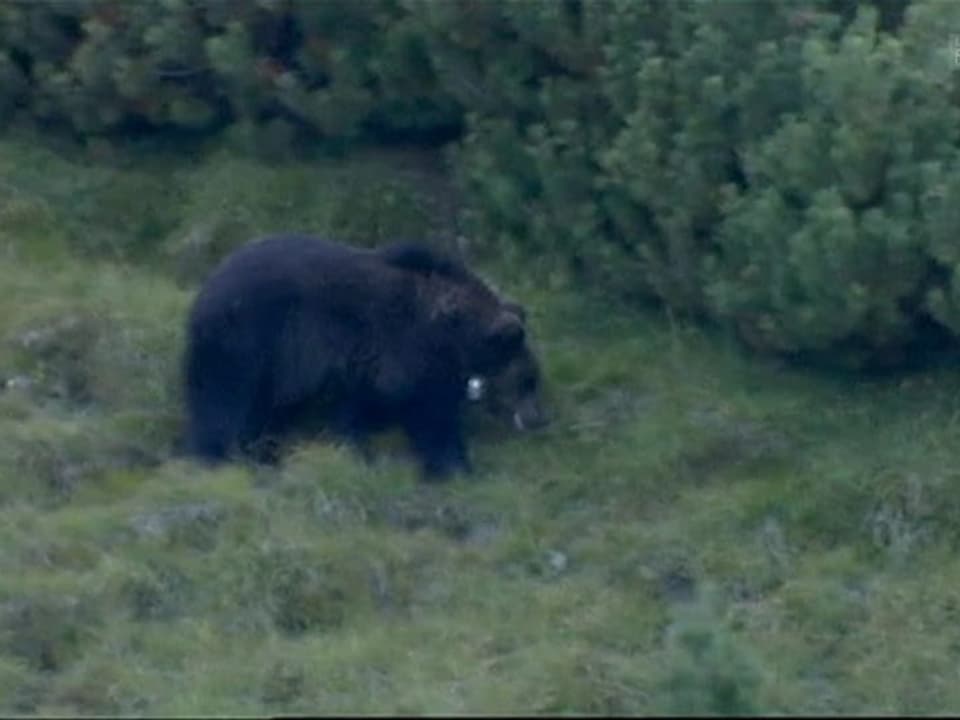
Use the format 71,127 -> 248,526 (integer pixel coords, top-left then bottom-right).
403,402 -> 472,481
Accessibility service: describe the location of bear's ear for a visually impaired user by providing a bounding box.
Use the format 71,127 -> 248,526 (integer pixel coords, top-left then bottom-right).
487,309 -> 525,352
431,288 -> 465,326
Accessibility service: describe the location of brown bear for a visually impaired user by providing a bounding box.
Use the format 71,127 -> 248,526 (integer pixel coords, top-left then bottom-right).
182,234 -> 547,479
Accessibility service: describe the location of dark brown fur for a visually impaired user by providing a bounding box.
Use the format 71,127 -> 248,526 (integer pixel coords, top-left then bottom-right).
183,234 -> 546,478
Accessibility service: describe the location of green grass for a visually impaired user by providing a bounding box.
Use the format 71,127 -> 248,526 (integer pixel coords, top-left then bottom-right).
2,128 -> 960,714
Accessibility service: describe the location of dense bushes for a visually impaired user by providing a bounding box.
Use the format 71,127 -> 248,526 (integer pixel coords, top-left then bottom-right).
0,0 -> 460,143
705,5 -> 960,362
445,0 -> 960,367
4,0 -> 960,367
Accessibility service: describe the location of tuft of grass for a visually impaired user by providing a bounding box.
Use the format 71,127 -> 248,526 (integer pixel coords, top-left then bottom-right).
653,586 -> 766,716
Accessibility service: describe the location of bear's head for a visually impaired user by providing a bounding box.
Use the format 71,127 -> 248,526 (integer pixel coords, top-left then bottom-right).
470,340 -> 549,432
434,287 -> 549,433
392,242 -> 549,434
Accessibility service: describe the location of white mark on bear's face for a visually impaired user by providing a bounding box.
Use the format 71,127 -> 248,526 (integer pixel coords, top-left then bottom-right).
466,375 -> 486,401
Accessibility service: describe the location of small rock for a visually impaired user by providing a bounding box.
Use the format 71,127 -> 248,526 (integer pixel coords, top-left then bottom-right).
463,521 -> 500,547
4,375 -> 32,392
546,550 -> 568,574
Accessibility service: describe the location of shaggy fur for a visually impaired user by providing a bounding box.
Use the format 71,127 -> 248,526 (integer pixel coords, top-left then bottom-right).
182,234 -> 543,478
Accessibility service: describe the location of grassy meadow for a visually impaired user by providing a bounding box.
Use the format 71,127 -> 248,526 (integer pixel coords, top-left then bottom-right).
2,130 -> 960,715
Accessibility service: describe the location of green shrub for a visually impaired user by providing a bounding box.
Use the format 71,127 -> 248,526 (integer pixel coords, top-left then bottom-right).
2,0 -> 458,144
449,0 -> 960,367
705,3 -> 960,363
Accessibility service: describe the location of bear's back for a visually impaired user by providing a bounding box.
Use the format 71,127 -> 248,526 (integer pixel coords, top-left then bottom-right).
191,235 -> 382,318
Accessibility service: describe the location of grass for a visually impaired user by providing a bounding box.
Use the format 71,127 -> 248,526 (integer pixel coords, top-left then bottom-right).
2,127 -> 960,714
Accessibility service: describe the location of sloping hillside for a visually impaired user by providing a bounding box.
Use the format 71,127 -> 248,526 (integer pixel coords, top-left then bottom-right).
2,132 -> 960,715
